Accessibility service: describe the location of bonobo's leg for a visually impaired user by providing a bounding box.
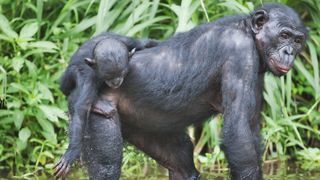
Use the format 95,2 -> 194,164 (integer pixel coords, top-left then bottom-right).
221,70 -> 263,179
251,78 -> 264,173
222,118 -> 262,180
123,128 -> 200,180
82,111 -> 123,180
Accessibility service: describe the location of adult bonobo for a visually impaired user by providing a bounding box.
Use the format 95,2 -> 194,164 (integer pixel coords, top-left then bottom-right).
76,3 -> 307,180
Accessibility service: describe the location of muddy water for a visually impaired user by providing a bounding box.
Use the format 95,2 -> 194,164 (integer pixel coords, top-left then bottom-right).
1,161 -> 319,179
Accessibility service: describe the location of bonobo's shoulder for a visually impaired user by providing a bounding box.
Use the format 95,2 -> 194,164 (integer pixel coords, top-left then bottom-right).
213,15 -> 248,26
226,31 -> 254,52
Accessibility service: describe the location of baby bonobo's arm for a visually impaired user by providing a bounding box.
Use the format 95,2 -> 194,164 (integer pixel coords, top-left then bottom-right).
54,70 -> 99,179
136,39 -> 159,50
128,39 -> 159,57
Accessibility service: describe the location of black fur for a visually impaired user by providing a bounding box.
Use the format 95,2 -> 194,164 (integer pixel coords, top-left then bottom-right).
66,4 -> 307,180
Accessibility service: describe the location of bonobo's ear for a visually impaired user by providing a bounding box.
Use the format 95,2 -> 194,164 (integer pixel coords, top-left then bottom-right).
84,58 -> 96,66
251,9 -> 268,34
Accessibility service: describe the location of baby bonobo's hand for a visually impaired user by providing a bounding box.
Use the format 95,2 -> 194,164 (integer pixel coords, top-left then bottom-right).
137,39 -> 159,50
54,149 -> 80,179
92,99 -> 116,118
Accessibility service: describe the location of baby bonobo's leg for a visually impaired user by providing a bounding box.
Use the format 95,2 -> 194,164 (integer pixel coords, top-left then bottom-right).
92,99 -> 116,118
82,109 -> 123,180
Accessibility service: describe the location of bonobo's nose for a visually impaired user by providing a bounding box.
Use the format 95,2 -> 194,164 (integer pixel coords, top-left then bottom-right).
107,77 -> 123,88
284,46 -> 294,55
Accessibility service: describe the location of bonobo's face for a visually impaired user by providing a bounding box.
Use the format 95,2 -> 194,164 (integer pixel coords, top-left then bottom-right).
251,4 -> 307,76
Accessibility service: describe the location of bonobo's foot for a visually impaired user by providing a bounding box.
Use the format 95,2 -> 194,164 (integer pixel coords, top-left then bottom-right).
188,172 -> 201,180
231,166 -> 262,180
92,99 -> 116,118
54,149 -> 80,179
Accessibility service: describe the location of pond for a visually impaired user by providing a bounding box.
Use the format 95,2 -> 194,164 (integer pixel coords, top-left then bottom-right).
2,161 -> 319,179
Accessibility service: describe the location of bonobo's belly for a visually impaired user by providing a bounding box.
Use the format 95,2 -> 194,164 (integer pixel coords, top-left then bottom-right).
117,93 -> 214,133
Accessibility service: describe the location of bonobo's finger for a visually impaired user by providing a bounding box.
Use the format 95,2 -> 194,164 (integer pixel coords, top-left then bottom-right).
54,161 -> 63,175
53,157 -> 64,170
54,162 -> 68,178
54,158 -> 67,177
101,108 -> 116,118
62,165 -> 70,180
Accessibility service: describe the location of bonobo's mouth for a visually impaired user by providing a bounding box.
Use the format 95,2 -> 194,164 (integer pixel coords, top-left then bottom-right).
269,58 -> 290,74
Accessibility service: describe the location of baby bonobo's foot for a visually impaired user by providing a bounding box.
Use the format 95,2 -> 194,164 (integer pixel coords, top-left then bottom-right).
92,99 -> 116,118
54,150 -> 79,179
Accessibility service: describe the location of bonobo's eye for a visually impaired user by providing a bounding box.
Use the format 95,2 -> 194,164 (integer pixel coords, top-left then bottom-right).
280,32 -> 290,39
294,37 -> 303,44
104,74 -> 113,80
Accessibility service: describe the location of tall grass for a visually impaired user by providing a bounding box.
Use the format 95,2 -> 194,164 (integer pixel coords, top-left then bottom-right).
0,0 -> 319,178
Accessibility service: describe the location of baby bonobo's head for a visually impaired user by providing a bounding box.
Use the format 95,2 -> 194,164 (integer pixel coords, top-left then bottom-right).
85,38 -> 129,89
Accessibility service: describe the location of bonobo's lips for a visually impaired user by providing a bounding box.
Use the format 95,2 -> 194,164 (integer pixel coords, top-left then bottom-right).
270,58 -> 290,74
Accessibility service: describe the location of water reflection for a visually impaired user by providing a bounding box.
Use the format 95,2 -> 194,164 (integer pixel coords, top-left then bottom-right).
2,161 -> 319,179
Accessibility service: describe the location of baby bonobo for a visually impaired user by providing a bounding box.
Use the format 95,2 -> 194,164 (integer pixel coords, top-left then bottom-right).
54,38 -> 138,178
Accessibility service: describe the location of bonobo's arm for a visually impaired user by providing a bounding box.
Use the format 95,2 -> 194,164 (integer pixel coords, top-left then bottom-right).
136,39 -> 159,50
221,44 -> 263,179
100,32 -> 159,51
54,70 -> 98,178
59,67 -> 75,96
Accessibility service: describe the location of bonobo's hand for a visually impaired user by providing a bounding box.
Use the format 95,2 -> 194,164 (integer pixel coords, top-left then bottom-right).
54,149 -> 80,179
136,39 -> 159,50
92,99 -> 116,117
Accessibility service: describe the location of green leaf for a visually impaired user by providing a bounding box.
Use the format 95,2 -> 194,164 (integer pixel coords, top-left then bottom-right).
13,111 -> 24,129
41,131 -> 57,144
35,111 -> 57,144
0,14 -> 18,39
10,83 -> 30,95
11,56 -> 25,73
27,41 -> 58,52
16,139 -> 27,151
38,105 -> 67,123
37,82 -> 54,102
0,33 -> 12,42
19,127 -> 31,142
72,16 -> 96,33
20,22 -> 38,39
25,60 -> 37,76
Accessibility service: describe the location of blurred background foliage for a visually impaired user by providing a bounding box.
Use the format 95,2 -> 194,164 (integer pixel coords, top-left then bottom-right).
0,0 -> 319,178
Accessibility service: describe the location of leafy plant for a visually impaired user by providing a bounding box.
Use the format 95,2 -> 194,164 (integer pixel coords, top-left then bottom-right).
0,0 -> 319,178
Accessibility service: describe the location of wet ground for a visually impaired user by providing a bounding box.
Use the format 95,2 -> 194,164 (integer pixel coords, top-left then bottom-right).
1,161 -> 319,179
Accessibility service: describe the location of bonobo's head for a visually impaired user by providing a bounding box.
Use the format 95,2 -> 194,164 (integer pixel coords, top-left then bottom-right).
251,4 -> 308,76
85,38 -> 129,88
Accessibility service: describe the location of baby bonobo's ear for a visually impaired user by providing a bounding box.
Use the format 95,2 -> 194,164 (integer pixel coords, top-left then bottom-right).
129,48 -> 136,58
84,58 -> 96,66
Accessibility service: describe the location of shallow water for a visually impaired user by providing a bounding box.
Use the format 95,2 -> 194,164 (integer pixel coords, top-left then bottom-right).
2,161 -> 319,179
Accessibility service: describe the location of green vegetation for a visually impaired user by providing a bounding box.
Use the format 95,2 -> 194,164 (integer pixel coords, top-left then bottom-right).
0,0 -> 319,178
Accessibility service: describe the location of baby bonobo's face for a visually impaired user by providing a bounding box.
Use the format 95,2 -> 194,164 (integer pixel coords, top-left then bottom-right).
97,57 -> 129,89
102,69 -> 128,89
92,38 -> 130,89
